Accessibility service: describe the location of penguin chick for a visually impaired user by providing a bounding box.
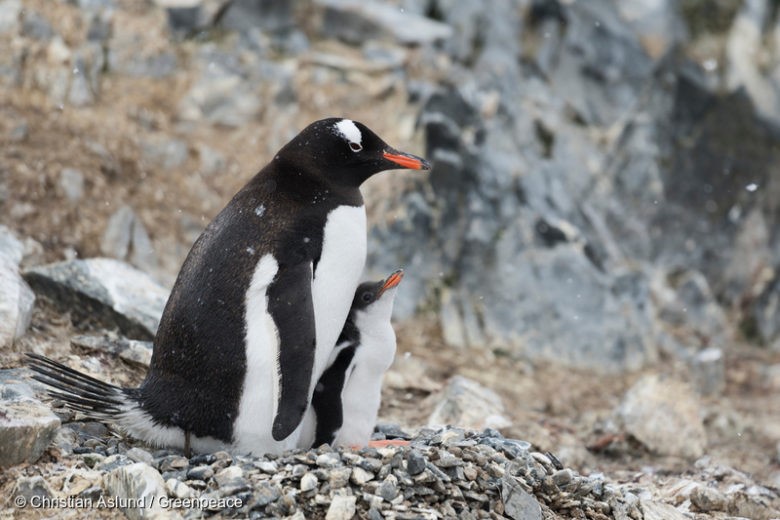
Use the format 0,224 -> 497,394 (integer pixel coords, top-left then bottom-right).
300,269 -> 403,449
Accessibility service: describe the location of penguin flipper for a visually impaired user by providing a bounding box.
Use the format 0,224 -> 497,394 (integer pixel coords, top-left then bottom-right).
268,261 -> 316,441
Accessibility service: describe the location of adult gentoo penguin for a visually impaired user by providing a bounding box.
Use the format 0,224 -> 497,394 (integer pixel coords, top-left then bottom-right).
300,269 -> 403,449
27,118 -> 429,455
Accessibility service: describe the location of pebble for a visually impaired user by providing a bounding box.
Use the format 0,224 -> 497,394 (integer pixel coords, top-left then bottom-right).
186,465 -> 214,481
378,474 -> 399,501
126,447 -> 154,465
157,455 -> 188,473
4,413 -> 771,520
300,472 -> 318,492
0,399 -> 61,467
406,450 -> 427,475
103,462 -> 168,520
252,482 -> 282,507
434,451 -> 461,468
256,460 -> 278,473
325,494 -> 357,520
350,466 -> 375,485
219,477 -> 251,497
58,168 -> 85,203
215,465 -> 243,484
329,466 -> 352,489
552,468 -> 573,487
690,484 -> 727,512
96,454 -> 131,472
166,479 -> 195,499
316,451 -> 343,468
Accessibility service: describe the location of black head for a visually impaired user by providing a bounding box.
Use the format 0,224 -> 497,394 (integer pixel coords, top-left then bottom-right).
337,270 -> 403,345
276,118 -> 430,187
350,269 -> 404,312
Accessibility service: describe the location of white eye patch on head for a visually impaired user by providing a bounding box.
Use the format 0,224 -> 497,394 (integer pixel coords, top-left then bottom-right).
334,119 -> 363,151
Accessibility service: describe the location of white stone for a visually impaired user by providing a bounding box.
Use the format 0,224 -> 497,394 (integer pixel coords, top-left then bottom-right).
325,494 -> 357,520
617,375 -> 706,458
300,472 -> 318,492
103,463 -> 170,520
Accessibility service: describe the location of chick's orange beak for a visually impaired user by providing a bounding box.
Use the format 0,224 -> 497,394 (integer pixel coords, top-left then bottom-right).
378,269 -> 404,297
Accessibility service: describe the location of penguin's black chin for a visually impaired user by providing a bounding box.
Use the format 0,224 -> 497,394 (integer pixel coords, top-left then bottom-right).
382,148 -> 431,171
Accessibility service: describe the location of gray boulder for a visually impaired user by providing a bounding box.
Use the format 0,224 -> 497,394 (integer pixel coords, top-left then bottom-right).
0,369 -> 60,468
616,374 -> 706,458
23,258 -> 169,340
0,226 -> 35,348
314,0 -> 453,46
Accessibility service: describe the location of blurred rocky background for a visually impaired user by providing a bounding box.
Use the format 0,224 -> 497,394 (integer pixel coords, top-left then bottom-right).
1,0 -> 780,518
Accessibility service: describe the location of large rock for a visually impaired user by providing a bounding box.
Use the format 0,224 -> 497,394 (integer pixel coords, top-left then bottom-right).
0,369 -> 60,468
616,374 -> 707,458
0,226 -> 35,348
428,376 -> 511,431
653,269 -> 732,351
314,0 -> 453,46
23,258 -> 169,340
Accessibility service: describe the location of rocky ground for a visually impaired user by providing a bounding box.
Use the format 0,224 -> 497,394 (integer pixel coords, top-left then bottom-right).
1,0 -> 780,519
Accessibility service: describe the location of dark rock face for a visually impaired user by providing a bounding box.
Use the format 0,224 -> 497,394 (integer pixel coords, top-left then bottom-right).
606,54 -> 780,304
537,0 -> 655,126
367,0 -> 780,367
369,1 -> 661,371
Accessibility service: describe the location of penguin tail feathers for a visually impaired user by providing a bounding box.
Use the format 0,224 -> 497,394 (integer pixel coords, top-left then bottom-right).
25,352 -> 136,420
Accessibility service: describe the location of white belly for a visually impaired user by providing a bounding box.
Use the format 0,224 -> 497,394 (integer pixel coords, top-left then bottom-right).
232,205 -> 366,455
233,254 -> 299,455
334,317 -> 396,447
310,205 -> 367,386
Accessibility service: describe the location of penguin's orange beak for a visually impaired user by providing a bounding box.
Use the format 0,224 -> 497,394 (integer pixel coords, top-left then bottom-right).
377,269 -> 404,297
383,149 -> 431,170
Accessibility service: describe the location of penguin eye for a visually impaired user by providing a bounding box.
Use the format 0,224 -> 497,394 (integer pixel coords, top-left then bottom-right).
361,292 -> 373,303
349,142 -> 362,152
